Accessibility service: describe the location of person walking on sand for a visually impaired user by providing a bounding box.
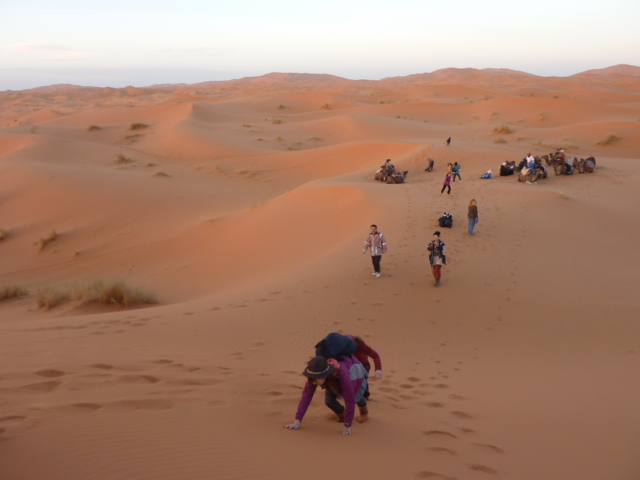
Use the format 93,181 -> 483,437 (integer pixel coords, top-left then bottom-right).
284,355 -> 369,436
452,162 -> 462,182
468,199 -> 479,236
363,224 -> 387,277
428,231 -> 446,286
446,137 -> 451,146
441,172 -> 452,195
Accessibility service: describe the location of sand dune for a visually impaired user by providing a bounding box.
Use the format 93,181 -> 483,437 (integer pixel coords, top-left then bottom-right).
1,66 -> 639,480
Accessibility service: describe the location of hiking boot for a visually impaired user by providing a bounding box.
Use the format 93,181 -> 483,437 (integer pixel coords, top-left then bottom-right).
337,414 -> 345,423
357,407 -> 369,423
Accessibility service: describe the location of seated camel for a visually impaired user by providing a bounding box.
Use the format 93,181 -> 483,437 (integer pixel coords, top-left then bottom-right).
578,157 -> 596,173
518,167 -> 544,184
386,170 -> 409,184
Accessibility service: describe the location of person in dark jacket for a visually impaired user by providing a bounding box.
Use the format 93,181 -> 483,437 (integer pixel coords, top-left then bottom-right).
427,231 -> 446,286
468,199 -> 479,236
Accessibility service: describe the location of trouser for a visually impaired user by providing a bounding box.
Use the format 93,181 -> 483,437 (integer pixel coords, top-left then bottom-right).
325,389 -> 367,416
371,255 -> 381,273
431,264 -> 442,280
468,218 -> 477,235
452,172 -> 462,181
441,185 -> 451,194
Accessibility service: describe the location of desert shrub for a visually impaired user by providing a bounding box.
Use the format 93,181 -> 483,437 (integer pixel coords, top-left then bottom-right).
272,118 -> 284,124
321,103 -> 330,110
88,125 -> 102,131
70,279 -> 157,307
597,134 -> 621,146
35,229 -> 57,250
129,123 -> 148,130
116,153 -> 134,164
36,284 -> 70,309
0,228 -> 7,241
242,124 -> 251,127
278,105 -> 287,110
493,125 -> 512,134
0,285 -> 28,301
494,137 -> 507,144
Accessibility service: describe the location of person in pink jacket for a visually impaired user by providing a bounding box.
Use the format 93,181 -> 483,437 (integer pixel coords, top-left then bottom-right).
284,356 -> 369,436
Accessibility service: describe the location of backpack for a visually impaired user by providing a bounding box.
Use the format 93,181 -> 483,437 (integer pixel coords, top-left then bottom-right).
315,333 -> 357,361
438,212 -> 453,228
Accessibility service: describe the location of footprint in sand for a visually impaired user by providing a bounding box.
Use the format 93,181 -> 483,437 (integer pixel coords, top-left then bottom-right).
118,375 -> 160,384
71,403 -> 102,411
35,369 -> 66,378
450,411 -> 475,420
151,359 -> 174,365
20,380 -> 62,392
467,464 -> 499,475
422,430 -> 457,438
88,363 -> 114,370
424,402 -> 444,408
428,447 -> 457,455
415,471 -> 457,480
472,443 -> 506,455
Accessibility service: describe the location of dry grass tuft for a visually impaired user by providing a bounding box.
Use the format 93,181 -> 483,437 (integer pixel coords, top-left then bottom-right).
494,137 -> 507,144
37,280 -> 158,309
0,228 -> 7,241
0,285 -> 28,302
272,118 -> 284,124
35,229 -> 58,250
129,123 -> 149,131
88,125 -> 102,131
493,125 -> 512,134
36,284 -> 70,309
597,134 -> 621,146
71,279 -> 158,307
116,153 -> 134,164
321,103 -> 330,110
278,105 -> 287,110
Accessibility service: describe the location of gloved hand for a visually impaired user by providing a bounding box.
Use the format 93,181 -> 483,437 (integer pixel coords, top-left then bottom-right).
283,420 -> 301,430
375,370 -> 383,378
343,425 -> 352,436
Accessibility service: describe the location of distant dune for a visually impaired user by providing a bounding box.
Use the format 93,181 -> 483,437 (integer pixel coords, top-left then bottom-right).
0,65 -> 639,480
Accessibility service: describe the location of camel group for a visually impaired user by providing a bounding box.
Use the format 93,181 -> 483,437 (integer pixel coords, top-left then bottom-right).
541,153 -> 597,175
374,162 -> 409,184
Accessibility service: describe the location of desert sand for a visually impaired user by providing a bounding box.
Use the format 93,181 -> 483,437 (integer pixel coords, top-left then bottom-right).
1,65 -> 639,480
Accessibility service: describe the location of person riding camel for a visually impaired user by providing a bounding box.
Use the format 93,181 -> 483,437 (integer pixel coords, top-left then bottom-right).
382,159 -> 396,175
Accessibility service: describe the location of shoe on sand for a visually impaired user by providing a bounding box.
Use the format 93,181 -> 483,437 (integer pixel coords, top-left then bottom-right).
375,272 -> 381,277
357,407 -> 369,423
435,280 -> 441,286
372,272 -> 377,276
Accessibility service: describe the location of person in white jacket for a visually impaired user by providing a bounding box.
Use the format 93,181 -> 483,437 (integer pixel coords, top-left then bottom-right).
363,224 -> 387,277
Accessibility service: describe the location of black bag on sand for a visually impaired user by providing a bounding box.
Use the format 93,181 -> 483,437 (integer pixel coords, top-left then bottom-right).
438,213 -> 453,228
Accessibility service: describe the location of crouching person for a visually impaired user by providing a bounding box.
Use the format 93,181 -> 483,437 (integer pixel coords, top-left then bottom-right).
284,356 -> 369,436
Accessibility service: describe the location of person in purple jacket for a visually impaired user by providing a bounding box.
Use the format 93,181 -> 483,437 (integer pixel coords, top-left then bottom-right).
283,356 -> 369,436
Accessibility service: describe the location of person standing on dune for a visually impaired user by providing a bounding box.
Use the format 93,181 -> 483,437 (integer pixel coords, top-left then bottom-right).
428,231 -> 446,286
363,224 -> 387,277
468,199 -> 479,236
441,172 -> 452,195
446,137 -> 451,146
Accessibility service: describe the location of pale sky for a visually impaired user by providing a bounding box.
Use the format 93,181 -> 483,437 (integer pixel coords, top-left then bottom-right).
1,0 -> 639,90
